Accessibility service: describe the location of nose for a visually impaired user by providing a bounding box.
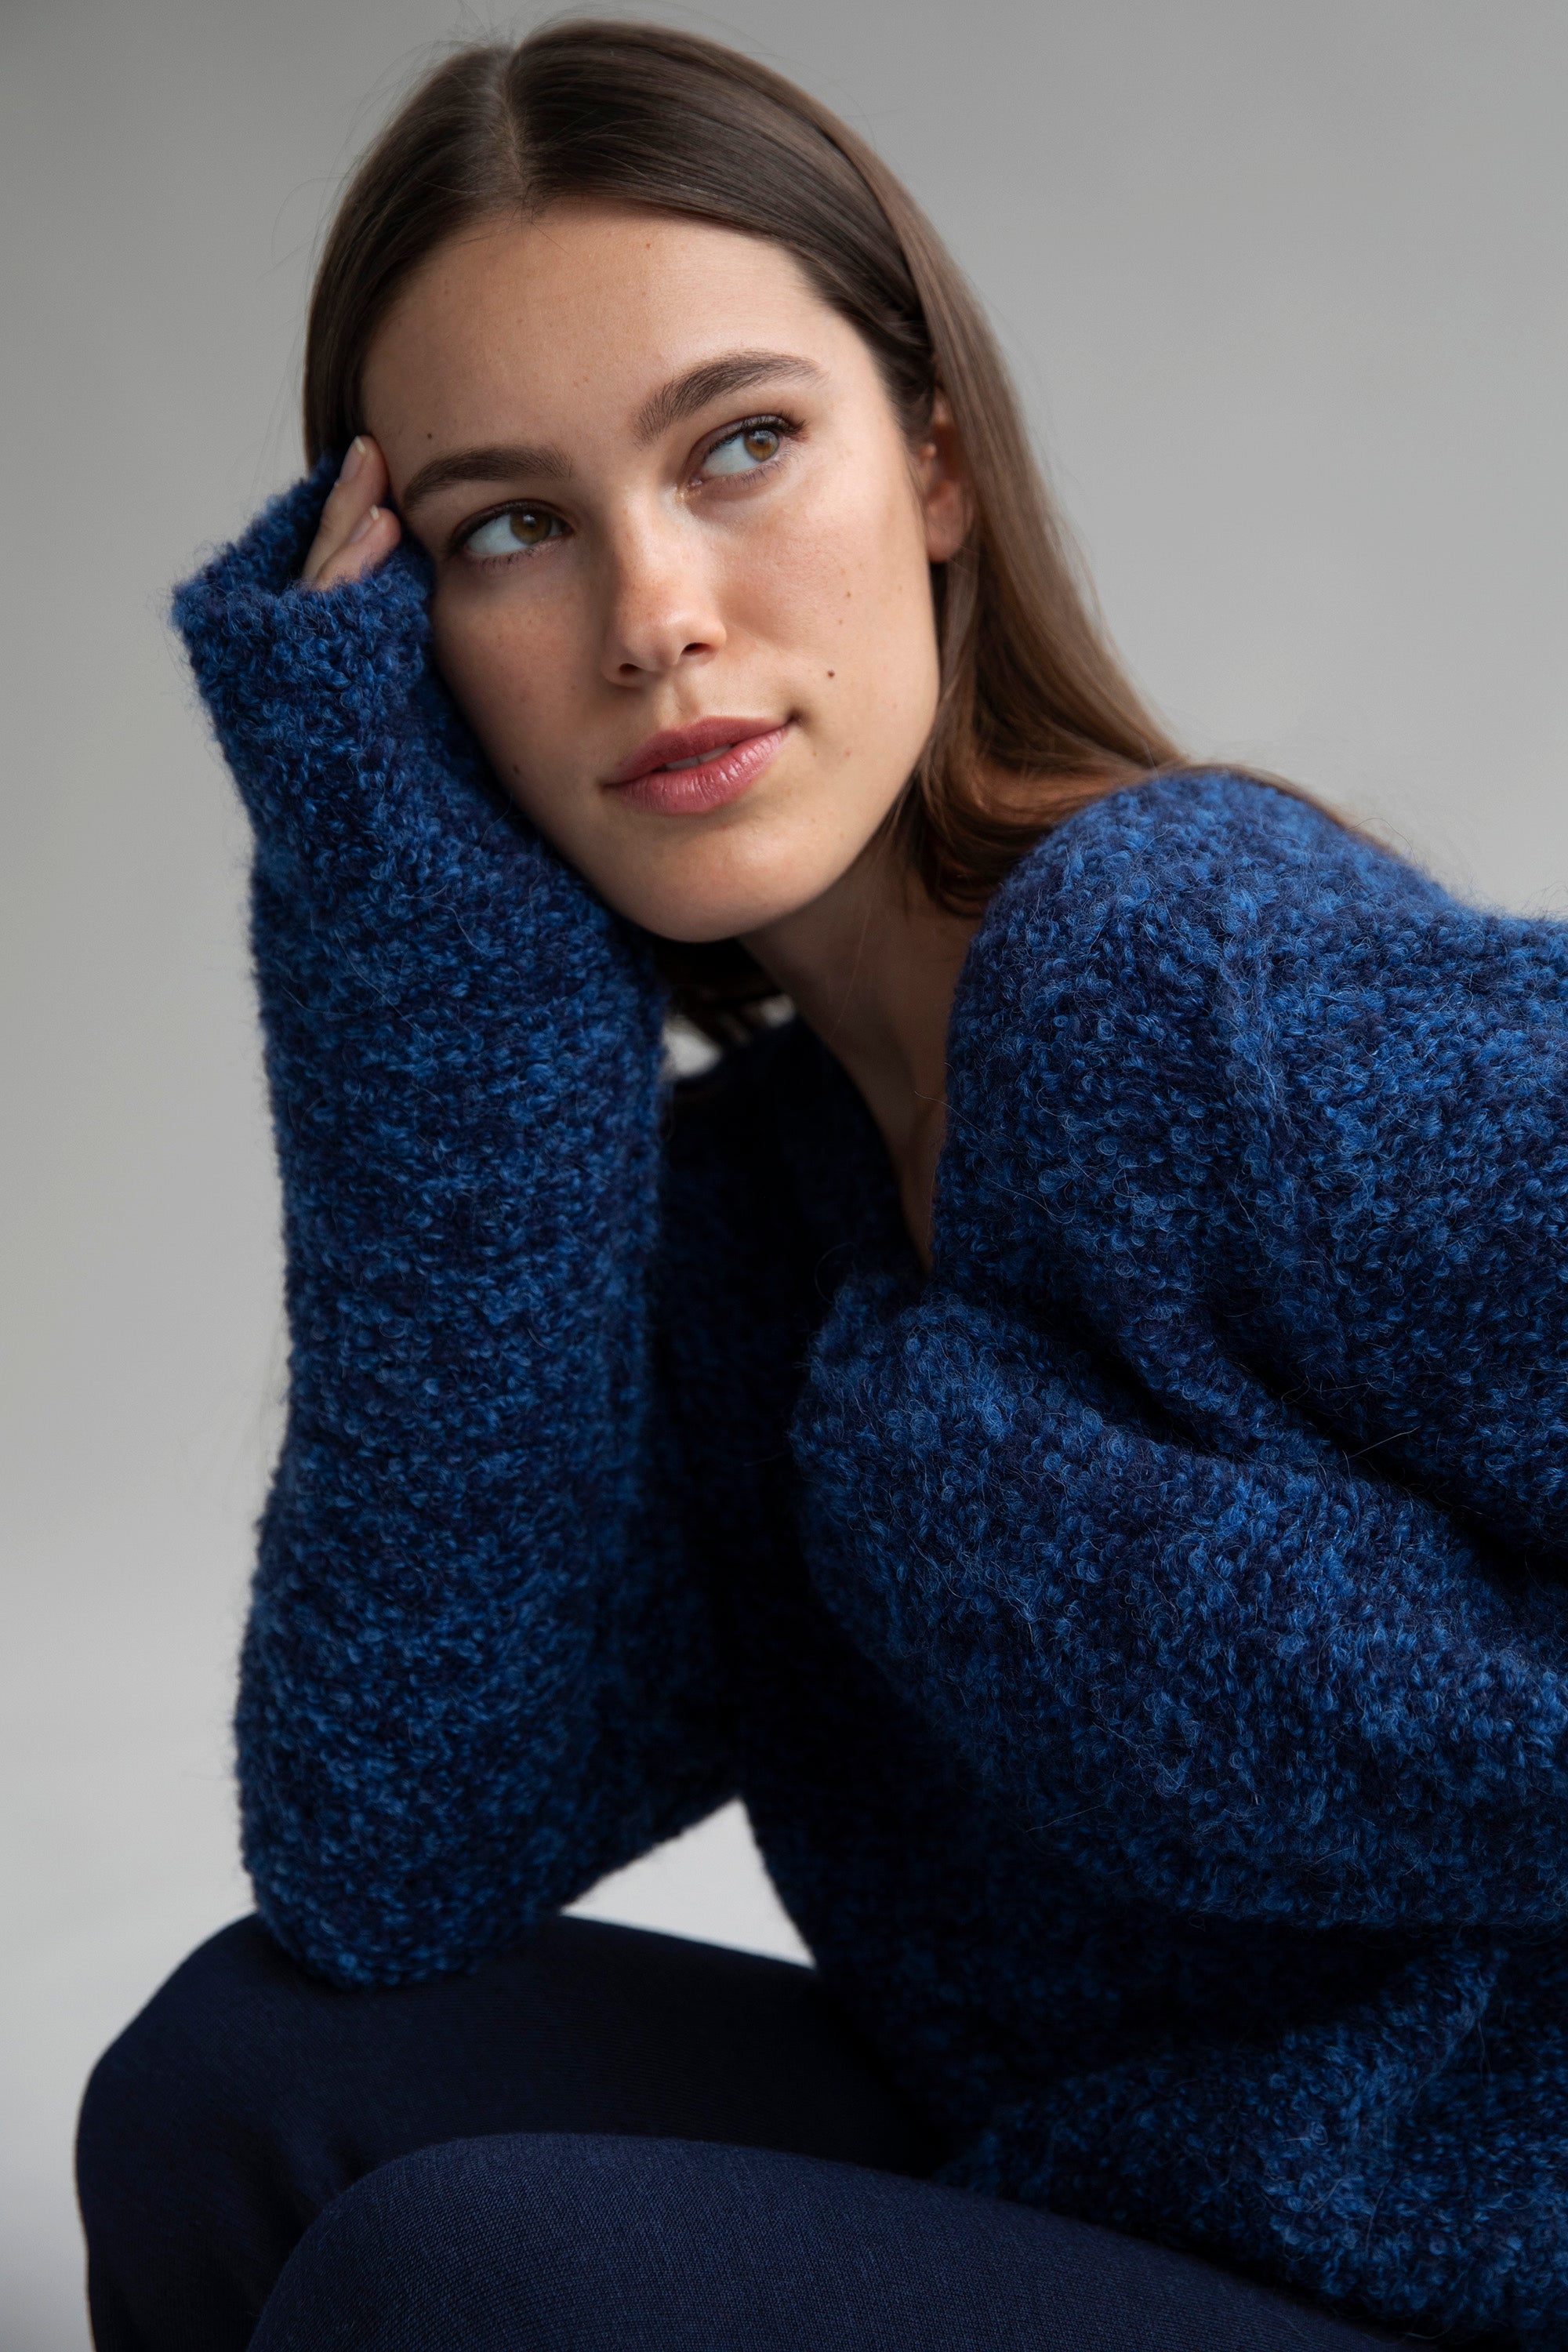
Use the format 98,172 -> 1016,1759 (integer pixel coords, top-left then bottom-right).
597,511 -> 726,684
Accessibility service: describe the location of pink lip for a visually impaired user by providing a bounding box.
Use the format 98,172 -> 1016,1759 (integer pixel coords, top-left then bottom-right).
605,717 -> 789,816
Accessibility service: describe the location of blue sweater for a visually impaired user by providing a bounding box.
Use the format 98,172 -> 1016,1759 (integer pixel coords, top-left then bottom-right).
177,466 -> 1568,2347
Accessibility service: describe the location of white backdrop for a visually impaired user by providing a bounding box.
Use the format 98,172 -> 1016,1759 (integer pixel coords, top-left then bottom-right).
3,3 -> 1565,2344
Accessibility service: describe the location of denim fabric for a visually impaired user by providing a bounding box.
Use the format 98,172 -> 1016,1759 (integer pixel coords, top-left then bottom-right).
79,1914 -> 1396,2351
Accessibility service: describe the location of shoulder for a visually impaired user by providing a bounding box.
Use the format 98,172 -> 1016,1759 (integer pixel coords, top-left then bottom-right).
952,768 -> 1472,1063
938,770 -> 1460,1282
960,767 -> 1566,1051
980,768 -> 1431,973
939,767 -> 1568,1276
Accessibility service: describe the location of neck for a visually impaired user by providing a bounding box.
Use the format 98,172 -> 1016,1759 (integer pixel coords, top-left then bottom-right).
740,833 -> 982,1270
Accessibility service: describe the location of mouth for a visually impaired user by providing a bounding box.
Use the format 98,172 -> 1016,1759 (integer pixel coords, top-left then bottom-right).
605,717 -> 790,816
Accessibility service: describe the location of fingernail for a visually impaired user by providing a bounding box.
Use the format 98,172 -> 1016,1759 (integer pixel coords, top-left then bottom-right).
338,436 -> 367,485
345,504 -> 380,546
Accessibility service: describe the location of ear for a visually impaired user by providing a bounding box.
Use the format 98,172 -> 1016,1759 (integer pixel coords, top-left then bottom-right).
916,391 -> 973,564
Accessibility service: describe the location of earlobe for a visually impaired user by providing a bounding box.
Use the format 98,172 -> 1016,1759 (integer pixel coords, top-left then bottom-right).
920,391 -> 974,564
924,480 -> 972,564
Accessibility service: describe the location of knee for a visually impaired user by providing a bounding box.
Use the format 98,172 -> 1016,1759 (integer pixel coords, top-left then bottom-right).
247,2139 -> 535,2352
249,2133 -> 701,2352
247,2133 -> 862,2352
76,1912 -> 319,2345
78,1918 -> 291,2201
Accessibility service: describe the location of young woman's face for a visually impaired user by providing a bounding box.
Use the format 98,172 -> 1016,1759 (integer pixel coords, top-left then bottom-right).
361,203 -> 968,942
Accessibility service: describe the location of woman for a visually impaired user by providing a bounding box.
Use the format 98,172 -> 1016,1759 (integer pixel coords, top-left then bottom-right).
76,20 -> 1567,2351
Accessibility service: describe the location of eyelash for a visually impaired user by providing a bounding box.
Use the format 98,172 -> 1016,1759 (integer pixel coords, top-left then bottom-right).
452,412 -> 802,566
692,410 -> 801,482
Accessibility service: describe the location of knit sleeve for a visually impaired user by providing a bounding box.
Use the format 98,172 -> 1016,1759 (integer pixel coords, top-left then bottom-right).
793,774 -> 1568,1931
174,466 -> 735,1987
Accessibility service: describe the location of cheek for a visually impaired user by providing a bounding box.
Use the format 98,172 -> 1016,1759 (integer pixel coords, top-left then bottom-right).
740,459 -> 938,716
430,592 -> 587,816
434,596 -> 564,737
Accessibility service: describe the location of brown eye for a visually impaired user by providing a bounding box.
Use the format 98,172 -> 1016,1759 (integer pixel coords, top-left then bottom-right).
702,423 -> 785,478
462,506 -> 564,561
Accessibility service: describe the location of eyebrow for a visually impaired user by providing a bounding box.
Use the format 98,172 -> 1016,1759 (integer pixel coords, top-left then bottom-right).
400,441 -> 571,513
397,350 -> 823,514
633,349 -> 823,442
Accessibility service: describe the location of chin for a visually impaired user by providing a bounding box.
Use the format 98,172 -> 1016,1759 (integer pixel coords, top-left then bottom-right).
595,831 -> 857,947
617,884 -> 798,947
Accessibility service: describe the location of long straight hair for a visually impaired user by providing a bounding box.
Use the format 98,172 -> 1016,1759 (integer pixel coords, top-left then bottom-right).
304,20 -> 1187,1036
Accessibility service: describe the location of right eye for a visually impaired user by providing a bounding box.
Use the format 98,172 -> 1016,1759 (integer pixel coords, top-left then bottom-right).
461,506 -> 565,561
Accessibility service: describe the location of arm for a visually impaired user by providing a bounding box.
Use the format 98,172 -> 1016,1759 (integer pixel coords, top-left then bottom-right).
798,1276 -> 1568,1929
795,775 -> 1568,1930
177,465 -> 733,1986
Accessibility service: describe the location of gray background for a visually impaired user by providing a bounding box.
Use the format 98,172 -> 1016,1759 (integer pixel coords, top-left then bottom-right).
3,2 -> 1565,2343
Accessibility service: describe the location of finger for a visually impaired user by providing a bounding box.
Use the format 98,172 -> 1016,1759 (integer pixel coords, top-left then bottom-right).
299,436 -> 395,590
300,434 -> 387,580
307,500 -> 403,594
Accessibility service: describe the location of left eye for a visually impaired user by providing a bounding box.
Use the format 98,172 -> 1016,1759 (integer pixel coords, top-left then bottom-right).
701,424 -> 783,478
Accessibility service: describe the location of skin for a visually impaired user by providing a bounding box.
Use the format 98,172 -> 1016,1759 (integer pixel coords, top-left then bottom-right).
303,201 -> 993,1266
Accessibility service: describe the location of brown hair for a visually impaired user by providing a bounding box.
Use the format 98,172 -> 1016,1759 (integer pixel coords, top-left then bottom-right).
304,19 -> 1186,1038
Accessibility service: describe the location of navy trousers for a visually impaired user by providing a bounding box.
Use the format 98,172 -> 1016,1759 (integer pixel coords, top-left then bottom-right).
78,1913 -> 1399,2350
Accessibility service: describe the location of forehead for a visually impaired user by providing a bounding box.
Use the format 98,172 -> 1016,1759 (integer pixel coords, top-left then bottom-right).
361,201 -> 849,446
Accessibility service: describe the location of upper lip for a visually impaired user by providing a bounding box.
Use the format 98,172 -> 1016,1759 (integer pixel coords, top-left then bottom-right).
605,717 -> 783,786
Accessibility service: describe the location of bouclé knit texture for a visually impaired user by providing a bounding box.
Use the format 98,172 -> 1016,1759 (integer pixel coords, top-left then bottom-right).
179,469 -> 1568,2347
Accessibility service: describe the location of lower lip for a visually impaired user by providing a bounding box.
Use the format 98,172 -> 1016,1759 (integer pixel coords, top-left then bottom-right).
610,726 -> 789,816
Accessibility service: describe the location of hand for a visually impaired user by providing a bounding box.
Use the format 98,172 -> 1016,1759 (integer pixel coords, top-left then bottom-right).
177,452 -> 657,984
299,434 -> 402,590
